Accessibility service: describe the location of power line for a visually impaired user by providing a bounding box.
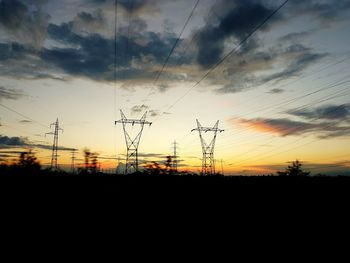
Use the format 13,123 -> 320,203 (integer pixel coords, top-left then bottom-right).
226,102 -> 350,168
0,103 -> 49,130
216,75 -> 350,143
153,0 -> 201,85
214,52 -> 350,122
153,0 -> 289,122
216,76 -> 350,149
219,86 -> 350,158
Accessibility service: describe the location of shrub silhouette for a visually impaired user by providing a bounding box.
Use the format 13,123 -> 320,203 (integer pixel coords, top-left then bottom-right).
277,160 -> 310,177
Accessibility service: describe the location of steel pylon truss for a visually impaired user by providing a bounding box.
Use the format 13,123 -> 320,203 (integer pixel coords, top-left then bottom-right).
45,118 -> 63,170
191,120 -> 224,176
115,110 -> 152,174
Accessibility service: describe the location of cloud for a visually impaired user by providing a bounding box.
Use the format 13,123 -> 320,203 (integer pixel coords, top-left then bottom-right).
138,153 -> 165,158
279,31 -> 312,42
90,0 -> 159,15
19,120 -> 32,124
258,52 -> 327,84
0,86 -> 23,100
131,104 -> 149,113
195,1 -> 282,68
267,88 -> 284,94
235,118 -> 318,137
288,104 -> 350,121
214,43 -> 327,94
0,134 -> 76,151
0,0 -> 345,96
40,20 -> 188,82
130,104 -> 159,117
72,9 -> 107,36
0,135 -> 28,146
0,42 -> 63,80
0,0 -> 50,48
287,0 -> 350,25
232,117 -> 350,138
118,0 -> 156,14
148,110 -> 158,117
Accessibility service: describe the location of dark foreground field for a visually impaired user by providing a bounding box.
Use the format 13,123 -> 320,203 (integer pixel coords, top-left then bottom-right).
1,172 -> 350,198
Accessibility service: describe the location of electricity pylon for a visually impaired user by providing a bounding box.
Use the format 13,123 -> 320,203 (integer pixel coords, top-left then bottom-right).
191,120 -> 224,176
115,110 -> 152,174
71,149 -> 77,173
172,140 -> 178,173
45,118 -> 63,170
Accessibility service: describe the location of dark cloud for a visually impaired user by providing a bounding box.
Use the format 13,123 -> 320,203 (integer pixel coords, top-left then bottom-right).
259,52 -> 327,84
19,120 -> 32,124
0,40 -> 63,81
0,86 -> 23,100
41,21 -> 185,82
118,0 -> 152,14
72,9 -> 107,36
0,0 -> 346,96
195,1 -> 281,68
0,0 -> 50,48
130,104 -> 159,117
89,0 -> 158,15
0,135 -> 28,146
131,104 -> 149,113
149,110 -> 158,117
287,0 -> 350,24
267,88 -> 284,94
0,134 -> 75,151
138,153 -> 165,158
215,43 -> 327,93
279,31 -> 312,42
233,117 -> 350,138
288,104 -> 350,121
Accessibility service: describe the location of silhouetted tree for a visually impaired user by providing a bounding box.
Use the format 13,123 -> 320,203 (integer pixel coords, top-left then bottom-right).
17,150 -> 41,174
145,162 -> 162,175
277,160 -> 310,177
90,152 -> 99,174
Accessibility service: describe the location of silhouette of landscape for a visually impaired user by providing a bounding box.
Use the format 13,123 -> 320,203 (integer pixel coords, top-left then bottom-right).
1,150 -> 350,195
0,0 -> 350,195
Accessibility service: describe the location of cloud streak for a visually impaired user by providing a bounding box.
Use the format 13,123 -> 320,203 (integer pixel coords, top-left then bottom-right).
288,104 -> 350,121
0,134 -> 76,151
233,116 -> 350,138
0,0 -> 50,48
0,86 -> 23,100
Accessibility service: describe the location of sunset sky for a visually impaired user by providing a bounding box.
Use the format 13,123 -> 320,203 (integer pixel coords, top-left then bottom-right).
1,0 -> 350,175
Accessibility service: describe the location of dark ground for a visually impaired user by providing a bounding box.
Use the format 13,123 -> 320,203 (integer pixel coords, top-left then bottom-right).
1,172 -> 350,198
2,172 -> 350,225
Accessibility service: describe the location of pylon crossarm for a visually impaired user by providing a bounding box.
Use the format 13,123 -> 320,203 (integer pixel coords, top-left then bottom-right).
115,119 -> 152,125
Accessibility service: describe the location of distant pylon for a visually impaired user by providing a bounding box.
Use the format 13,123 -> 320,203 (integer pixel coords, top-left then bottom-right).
172,140 -> 178,173
71,149 -> 77,173
191,120 -> 224,176
221,159 -> 224,176
115,110 -> 152,174
46,118 -> 63,170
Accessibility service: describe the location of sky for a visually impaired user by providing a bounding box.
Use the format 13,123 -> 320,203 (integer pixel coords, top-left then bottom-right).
0,0 -> 350,175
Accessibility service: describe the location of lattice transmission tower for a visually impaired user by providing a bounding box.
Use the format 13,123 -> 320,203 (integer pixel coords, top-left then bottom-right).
191,120 -> 224,176
115,110 -> 152,174
172,140 -> 178,173
71,149 -> 77,174
46,118 -> 63,170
